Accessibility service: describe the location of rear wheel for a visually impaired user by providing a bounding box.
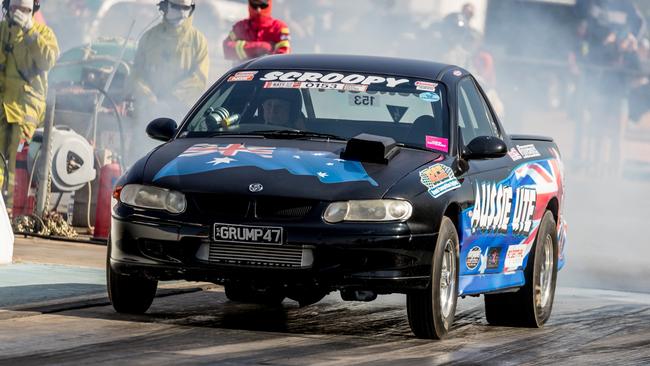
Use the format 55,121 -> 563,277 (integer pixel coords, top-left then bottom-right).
106,236 -> 158,314
484,211 -> 558,327
407,217 -> 459,339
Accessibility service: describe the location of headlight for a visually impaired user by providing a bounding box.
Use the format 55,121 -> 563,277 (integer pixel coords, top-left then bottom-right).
118,184 -> 187,214
323,199 -> 412,223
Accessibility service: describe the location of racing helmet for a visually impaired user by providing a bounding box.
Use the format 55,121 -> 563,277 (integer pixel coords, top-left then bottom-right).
257,87 -> 303,128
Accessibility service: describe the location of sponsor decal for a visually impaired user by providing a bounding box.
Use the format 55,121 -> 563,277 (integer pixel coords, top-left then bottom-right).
453,70 -> 463,77
470,182 -> 537,235
516,144 -> 541,159
260,71 -> 410,88
415,81 -> 438,92
263,81 -> 368,92
228,71 -> 257,82
341,84 -> 369,92
512,187 -> 537,234
419,164 -> 461,198
154,144 -> 378,186
508,147 -> 523,162
425,135 -> 449,153
419,92 -> 441,103
504,244 -> 527,272
487,247 -> 500,269
263,81 -> 298,89
466,246 -> 481,270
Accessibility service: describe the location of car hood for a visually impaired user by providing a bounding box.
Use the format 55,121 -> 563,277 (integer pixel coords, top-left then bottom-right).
143,137 -> 440,201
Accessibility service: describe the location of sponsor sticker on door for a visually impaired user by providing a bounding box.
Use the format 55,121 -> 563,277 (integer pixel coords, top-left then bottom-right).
466,246 -> 482,270
516,144 -> 541,159
504,244 -> 527,272
487,247 -> 501,269
419,164 -> 461,198
470,182 -> 537,235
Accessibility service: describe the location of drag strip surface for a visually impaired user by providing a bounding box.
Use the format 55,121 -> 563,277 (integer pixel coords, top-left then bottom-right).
0,287 -> 649,365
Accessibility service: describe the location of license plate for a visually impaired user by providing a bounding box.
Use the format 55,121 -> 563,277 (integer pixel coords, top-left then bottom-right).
213,223 -> 283,245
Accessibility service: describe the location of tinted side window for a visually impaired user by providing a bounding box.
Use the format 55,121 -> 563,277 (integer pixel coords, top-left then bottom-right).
457,78 -> 498,143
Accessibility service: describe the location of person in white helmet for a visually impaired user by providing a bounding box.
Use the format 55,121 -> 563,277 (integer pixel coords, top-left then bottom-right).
128,0 -> 209,162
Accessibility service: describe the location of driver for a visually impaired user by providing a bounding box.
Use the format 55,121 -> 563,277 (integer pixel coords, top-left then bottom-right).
258,88 -> 305,129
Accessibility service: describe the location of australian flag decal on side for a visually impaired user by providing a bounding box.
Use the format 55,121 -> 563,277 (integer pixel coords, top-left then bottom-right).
154,143 -> 378,186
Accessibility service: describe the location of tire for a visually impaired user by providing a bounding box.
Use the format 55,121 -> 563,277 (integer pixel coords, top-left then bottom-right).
106,236 -> 158,314
484,210 -> 558,327
407,216 -> 459,339
225,284 -> 285,305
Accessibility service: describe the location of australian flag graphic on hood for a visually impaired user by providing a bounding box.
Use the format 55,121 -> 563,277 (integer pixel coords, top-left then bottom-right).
154,143 -> 379,186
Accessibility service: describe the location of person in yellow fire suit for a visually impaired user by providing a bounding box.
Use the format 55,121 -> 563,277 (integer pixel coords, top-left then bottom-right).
128,0 -> 209,162
0,0 -> 59,212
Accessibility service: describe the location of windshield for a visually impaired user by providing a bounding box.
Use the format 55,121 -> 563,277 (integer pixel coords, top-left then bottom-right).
179,70 -> 450,153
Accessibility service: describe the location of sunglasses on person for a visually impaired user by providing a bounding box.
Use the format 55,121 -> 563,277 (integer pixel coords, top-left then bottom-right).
169,2 -> 192,11
249,0 -> 269,9
8,5 -> 32,13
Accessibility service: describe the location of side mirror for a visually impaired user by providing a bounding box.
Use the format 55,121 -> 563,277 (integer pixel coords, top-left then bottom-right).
146,118 -> 177,142
464,136 -> 507,160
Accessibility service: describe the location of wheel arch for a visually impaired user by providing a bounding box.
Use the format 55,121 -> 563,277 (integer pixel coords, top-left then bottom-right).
546,197 -> 559,224
443,202 -> 462,247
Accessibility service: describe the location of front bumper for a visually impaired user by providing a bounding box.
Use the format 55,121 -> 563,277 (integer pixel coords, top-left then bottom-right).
110,215 -> 436,293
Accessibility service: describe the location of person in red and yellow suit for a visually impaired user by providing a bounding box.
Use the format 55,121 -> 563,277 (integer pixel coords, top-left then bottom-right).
223,0 -> 290,62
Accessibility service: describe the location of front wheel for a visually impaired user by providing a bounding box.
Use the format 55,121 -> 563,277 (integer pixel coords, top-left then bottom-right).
407,216 -> 459,339
484,210 -> 558,327
107,236 -> 158,314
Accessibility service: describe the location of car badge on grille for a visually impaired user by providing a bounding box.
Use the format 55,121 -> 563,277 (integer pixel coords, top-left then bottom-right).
249,183 -> 264,193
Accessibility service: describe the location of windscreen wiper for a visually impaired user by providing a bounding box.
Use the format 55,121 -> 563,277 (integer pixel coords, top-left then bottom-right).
396,143 -> 439,152
249,130 -> 347,141
205,132 -> 265,138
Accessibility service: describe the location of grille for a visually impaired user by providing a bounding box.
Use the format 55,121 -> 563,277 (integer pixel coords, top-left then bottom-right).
190,194 -> 250,218
189,194 -> 317,220
255,197 -> 316,219
208,243 -> 311,268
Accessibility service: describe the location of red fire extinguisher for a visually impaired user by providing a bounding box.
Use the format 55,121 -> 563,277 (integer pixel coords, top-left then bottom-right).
93,159 -> 121,241
13,143 -> 34,216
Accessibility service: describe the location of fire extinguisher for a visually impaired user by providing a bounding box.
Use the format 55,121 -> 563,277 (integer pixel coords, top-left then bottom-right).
93,159 -> 121,241
13,143 -> 34,216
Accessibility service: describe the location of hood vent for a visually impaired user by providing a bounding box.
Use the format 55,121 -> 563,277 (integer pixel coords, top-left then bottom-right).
341,133 -> 400,164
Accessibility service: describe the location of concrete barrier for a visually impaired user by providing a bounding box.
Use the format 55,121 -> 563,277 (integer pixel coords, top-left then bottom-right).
0,195 -> 13,264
